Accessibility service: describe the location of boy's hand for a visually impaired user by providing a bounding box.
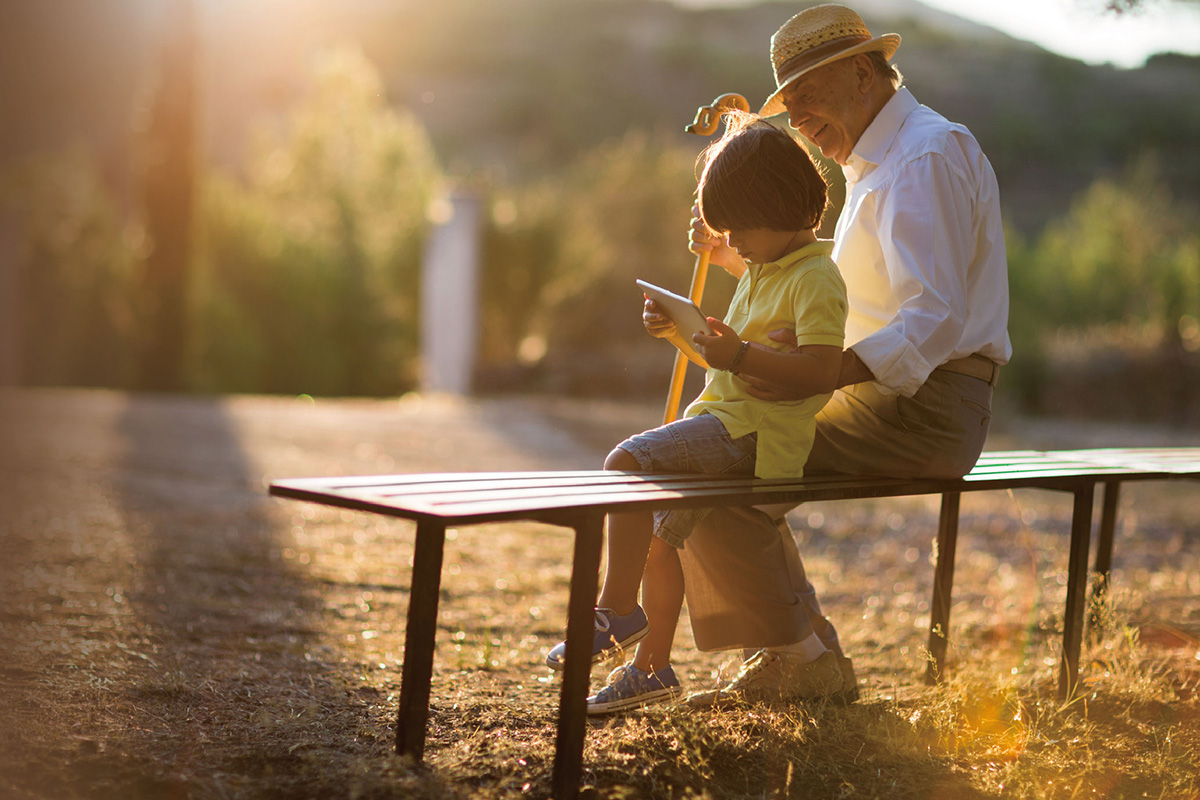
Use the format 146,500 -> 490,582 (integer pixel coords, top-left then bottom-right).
692,318 -> 742,371
642,298 -> 676,338
689,203 -> 747,279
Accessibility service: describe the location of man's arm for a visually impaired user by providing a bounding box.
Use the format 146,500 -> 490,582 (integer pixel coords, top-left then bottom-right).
694,319 -> 842,396
848,148 -> 992,396
835,348 -> 875,389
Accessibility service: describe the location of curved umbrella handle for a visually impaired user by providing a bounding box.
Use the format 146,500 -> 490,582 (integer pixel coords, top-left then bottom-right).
663,93 -> 748,425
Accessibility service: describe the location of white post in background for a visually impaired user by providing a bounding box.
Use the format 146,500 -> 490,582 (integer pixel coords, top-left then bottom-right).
421,189 -> 482,395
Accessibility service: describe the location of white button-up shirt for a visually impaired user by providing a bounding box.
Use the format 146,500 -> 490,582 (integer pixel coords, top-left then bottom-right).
833,88 -> 1012,397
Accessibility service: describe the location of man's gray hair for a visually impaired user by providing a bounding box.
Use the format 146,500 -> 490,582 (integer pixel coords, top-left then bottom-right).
867,50 -> 904,89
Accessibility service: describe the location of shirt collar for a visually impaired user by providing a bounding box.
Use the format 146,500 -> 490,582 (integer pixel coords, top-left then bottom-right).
844,87 -> 919,181
755,239 -> 834,274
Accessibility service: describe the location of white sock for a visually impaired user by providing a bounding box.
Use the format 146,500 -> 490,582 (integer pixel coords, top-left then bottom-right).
768,633 -> 828,663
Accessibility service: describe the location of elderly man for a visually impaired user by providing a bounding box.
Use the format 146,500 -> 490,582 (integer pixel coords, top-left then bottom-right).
657,3 -> 1011,705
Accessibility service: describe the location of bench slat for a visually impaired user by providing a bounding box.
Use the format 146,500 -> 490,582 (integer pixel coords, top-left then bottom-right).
1054,448 -> 1200,474
272,451 -> 1126,497
270,453 -> 1178,526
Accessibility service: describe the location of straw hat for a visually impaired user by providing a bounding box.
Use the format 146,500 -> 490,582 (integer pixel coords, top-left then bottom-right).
760,4 -> 901,117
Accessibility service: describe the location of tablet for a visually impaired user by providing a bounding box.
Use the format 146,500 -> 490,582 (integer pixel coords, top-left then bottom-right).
636,279 -> 713,338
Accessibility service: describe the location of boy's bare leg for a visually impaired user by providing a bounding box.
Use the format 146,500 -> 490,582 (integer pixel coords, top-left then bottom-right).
633,537 -> 684,672
596,510 -> 653,616
596,447 -> 654,617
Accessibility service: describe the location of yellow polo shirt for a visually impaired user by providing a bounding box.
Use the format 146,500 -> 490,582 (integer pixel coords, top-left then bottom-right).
685,240 -> 847,479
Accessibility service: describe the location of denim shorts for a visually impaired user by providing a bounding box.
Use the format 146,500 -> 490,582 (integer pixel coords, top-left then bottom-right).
616,413 -> 758,548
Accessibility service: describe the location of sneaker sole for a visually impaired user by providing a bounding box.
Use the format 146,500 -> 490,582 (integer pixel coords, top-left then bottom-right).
587,685 -> 681,715
545,625 -> 650,672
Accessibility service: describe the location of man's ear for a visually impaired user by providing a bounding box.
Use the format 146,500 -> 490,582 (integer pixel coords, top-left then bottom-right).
852,53 -> 875,93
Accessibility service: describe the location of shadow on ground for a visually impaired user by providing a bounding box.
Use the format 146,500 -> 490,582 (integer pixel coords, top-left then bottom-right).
0,392 -> 421,798
1,389 -> 1197,799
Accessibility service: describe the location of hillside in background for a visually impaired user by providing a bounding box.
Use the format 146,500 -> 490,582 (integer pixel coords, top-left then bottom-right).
3,0 -> 1198,416
3,0 -> 1200,235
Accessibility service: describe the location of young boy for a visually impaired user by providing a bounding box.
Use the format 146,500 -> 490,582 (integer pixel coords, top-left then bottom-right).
547,112 -> 847,713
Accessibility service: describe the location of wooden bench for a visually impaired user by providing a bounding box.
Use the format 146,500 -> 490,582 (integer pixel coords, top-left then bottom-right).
269,447 -> 1199,800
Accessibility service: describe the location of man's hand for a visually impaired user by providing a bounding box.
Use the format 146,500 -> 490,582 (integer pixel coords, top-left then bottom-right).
689,203 -> 747,279
766,328 -> 799,350
835,349 -> 876,388
736,330 -> 803,400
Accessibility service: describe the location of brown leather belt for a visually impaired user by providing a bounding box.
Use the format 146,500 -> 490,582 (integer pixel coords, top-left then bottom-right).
936,353 -> 1000,386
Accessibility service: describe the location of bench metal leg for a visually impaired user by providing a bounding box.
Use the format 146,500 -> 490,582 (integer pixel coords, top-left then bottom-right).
551,513 -> 605,800
1088,480 -> 1121,631
1059,484 -> 1095,699
396,520 -> 447,759
925,492 -> 961,685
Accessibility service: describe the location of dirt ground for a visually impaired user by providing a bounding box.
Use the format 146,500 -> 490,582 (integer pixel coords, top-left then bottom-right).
1,388 -> 1198,799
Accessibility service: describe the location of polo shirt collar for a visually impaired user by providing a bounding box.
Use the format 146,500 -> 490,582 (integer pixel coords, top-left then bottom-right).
754,239 -> 834,275
844,87 -> 919,180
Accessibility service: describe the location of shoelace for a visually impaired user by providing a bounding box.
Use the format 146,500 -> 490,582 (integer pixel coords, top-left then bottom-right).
594,608 -> 613,632
605,663 -> 631,685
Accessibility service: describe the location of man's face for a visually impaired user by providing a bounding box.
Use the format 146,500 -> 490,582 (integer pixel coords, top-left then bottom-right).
780,57 -> 868,166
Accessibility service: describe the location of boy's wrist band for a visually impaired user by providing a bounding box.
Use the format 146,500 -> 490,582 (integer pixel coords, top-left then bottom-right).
727,340 -> 750,372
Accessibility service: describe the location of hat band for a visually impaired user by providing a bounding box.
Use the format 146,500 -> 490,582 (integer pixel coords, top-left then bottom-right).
774,34 -> 872,86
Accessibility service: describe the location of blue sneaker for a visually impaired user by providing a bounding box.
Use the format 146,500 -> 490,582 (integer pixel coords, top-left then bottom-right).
545,606 -> 649,671
587,662 -> 682,715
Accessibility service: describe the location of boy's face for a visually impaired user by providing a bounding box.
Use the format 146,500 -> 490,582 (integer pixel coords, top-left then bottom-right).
724,228 -> 803,264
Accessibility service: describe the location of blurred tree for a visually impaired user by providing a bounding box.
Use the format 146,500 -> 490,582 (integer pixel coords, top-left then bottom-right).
1024,156 -> 1198,331
137,0 -> 197,392
526,131 -> 704,395
473,130 -> 704,395
195,46 -> 441,396
1005,156 -> 1200,416
476,182 -> 563,376
1,150 -> 140,388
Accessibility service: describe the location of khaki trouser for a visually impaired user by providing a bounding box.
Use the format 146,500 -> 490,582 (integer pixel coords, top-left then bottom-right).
678,369 -> 994,653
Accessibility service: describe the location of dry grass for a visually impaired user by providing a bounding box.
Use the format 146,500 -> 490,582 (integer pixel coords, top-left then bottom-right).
0,388 -> 1197,799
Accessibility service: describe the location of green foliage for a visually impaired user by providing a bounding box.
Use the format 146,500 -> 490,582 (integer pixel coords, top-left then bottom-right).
477,130 -> 710,394
192,47 -> 441,396
1010,157 -> 1199,331
2,149 -> 142,388
1004,157 -> 1200,410
4,47 -> 441,397
544,130 -> 708,348
476,184 -> 563,370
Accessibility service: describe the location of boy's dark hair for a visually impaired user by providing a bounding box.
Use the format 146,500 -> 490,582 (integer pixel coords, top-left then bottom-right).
697,110 -> 827,236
